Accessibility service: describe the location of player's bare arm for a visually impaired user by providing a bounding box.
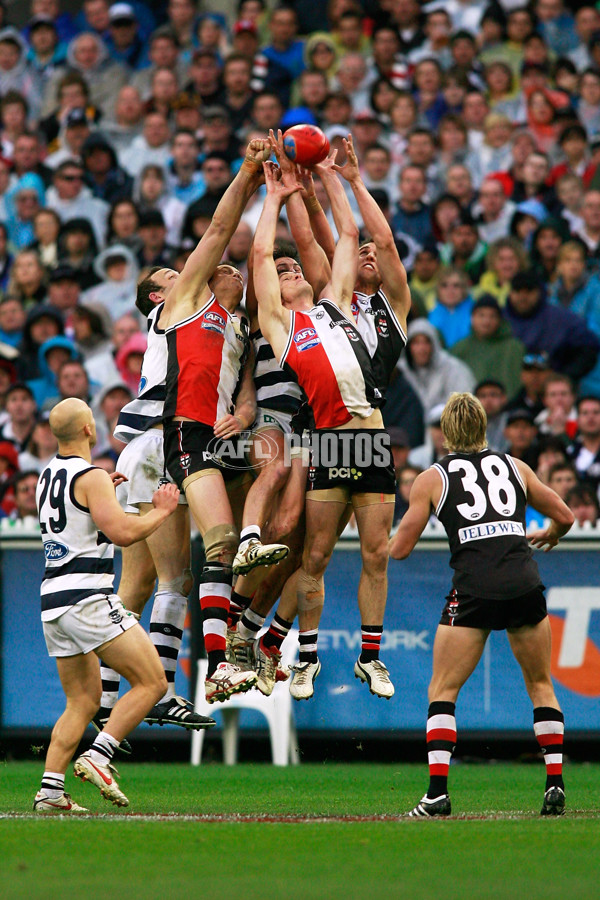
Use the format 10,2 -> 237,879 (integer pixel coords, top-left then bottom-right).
389,468 -> 441,559
299,166 -> 336,266
214,345 -> 257,440
336,134 -> 410,329
163,140 -> 270,324
75,469 -> 179,546
512,458 -> 575,551
253,161 -> 300,357
313,154 -> 359,318
269,129 -> 331,295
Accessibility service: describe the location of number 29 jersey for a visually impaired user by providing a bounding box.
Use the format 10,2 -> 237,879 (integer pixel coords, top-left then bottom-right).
37,455 -> 115,619
433,449 -> 541,600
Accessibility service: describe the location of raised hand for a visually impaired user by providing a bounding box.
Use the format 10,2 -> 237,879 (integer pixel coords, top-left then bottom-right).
313,149 -> 339,180
151,482 -> 180,514
268,128 -> 297,180
245,138 -> 272,166
263,160 -> 302,200
297,165 -> 316,198
333,135 -> 361,183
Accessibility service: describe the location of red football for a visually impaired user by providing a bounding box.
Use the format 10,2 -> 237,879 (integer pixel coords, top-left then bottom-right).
283,124 -> 330,168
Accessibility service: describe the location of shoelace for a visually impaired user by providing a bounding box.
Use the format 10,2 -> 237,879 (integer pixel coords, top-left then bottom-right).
291,663 -> 313,684
370,660 -> 391,682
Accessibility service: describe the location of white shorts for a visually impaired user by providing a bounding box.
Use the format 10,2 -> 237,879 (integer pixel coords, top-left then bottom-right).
115,428 -> 186,513
42,593 -> 138,657
253,408 -> 293,435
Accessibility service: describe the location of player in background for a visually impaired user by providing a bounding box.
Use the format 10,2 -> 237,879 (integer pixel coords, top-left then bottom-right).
253,158 -> 396,702
34,399 -> 179,812
93,287 -> 216,739
151,139 -> 288,702
390,392 -> 574,818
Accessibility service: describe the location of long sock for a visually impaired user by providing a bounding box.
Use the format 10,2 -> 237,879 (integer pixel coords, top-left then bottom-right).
238,607 -> 265,641
88,731 -> 120,765
150,590 -> 187,702
298,628 -> 318,664
200,561 -> 231,675
261,613 -> 293,652
41,771 -> 65,799
360,624 -> 383,663
534,706 -> 565,790
98,661 -> 120,719
426,701 -> 457,799
228,589 -> 253,628
240,524 -> 261,546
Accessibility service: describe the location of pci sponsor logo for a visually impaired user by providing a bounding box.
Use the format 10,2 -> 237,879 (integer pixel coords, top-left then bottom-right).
202,311 -> 226,334
43,540 -> 68,561
319,629 -> 429,651
547,588 -> 600,696
294,327 -> 320,352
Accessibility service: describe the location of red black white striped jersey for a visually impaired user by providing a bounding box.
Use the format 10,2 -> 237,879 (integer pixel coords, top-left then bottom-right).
37,455 -> 114,618
351,289 -> 407,394
279,299 -> 381,429
164,295 -> 248,426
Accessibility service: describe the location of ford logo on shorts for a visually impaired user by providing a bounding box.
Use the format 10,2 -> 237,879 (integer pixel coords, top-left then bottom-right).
44,541 -> 69,561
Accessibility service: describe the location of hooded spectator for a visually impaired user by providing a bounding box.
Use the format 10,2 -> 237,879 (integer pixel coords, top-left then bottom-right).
0,28 -> 42,122
81,131 -> 133,205
4,172 -> 46,249
17,304 -> 63,380
26,333 -> 79,408
114,330 -> 147,393
81,243 -> 139,321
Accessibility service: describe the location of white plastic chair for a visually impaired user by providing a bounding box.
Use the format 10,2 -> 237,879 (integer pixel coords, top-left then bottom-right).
190,629 -> 300,766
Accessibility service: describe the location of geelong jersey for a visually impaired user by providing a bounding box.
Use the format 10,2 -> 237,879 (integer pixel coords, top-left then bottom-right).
280,299 -> 381,429
352,289 -> 407,394
433,449 -> 541,600
114,303 -> 166,444
164,294 -> 247,426
252,327 -> 302,416
37,455 -> 115,618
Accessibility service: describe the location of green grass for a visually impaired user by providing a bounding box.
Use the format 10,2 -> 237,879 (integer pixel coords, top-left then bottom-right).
2,762 -> 599,900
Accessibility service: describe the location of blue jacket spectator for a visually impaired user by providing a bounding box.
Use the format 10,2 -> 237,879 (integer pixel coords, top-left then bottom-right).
27,335 -> 79,409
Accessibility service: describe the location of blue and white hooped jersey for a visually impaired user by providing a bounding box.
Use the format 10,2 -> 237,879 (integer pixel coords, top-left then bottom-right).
114,303 -> 167,444
37,455 -> 115,619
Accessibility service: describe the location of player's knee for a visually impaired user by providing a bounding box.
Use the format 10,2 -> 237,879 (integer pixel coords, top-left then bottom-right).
204,523 -> 239,568
304,544 -> 331,577
157,567 -> 193,598
360,541 -> 390,574
297,567 -> 325,613
151,670 -> 168,703
259,455 -> 289,492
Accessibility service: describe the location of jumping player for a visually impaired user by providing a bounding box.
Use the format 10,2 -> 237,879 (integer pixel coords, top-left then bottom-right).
253,158 -> 396,702
34,399 -> 179,811
390,392 -> 574,817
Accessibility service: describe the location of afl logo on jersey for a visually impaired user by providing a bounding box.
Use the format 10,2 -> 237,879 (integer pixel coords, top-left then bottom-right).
44,540 -> 68,561
202,311 -> 226,334
294,327 -> 320,352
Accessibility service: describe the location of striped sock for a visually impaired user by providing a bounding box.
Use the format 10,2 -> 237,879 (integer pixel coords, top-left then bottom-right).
150,590 -> 187,702
360,624 -> 383,663
298,628 -> 318,664
98,661 -> 120,720
240,525 -> 261,546
426,701 -> 457,799
228,589 -> 252,627
238,607 -> 265,641
261,614 -> 293,652
88,731 -> 120,765
200,562 -> 232,675
534,707 -> 564,790
41,771 -> 65,799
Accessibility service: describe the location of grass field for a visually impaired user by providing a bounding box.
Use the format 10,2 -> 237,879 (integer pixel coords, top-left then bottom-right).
2,761 -> 599,900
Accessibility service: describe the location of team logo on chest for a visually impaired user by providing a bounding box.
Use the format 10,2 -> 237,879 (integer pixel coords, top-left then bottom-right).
376,312 -> 389,337
341,322 -> 360,342
294,327 -> 320,352
202,311 -> 226,334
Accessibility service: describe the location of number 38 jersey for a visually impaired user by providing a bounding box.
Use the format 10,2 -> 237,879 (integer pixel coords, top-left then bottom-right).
37,455 -> 115,619
433,449 -> 541,600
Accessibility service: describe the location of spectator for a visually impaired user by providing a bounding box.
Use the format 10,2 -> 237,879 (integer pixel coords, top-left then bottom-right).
222,52 -> 254,134
250,90 -> 284,134
166,129 -> 203,205
530,218 -> 566,286
476,236 -> 528,306
475,176 -> 516,244
90,377 -> 132,453
38,70 -> 94,150
0,440 -> 20,517
445,163 -> 476,212
0,297 -> 25,348
82,244 -> 139,322
547,461 -> 579,500
25,17 -> 67,88
102,85 -> 144,157
511,150 -> 555,208
361,143 -> 399,204
11,131 -> 51,188
535,373 -> 578,440
18,414 -> 57,471
71,301 -> 118,386
535,0 -> 578,57
131,26 -> 184,101
4,173 -> 45,250
81,132 -> 133,205
114,330 -> 146,393
408,244 -> 441,314
566,483 -> 599,527
392,165 -> 432,247
136,210 -> 172,268
262,7 -> 304,96
0,28 -> 42,123
10,468 -> 39,521
105,198 -> 141,253
408,402 -> 449,469
440,213 -> 487,283
111,312 -> 139,356
144,66 -> 179,119
184,49 -> 223,106
166,0 -> 196,51
534,435 -> 569,485
394,461 -> 422,525
572,189 -> 600,264
56,217 -> 99,290
30,207 -> 60,269
44,106 -> 91,169
0,381 -> 37,450
104,3 -> 148,70
53,357 -> 93,404
27,333 -> 79,408
567,396 -> 600,496
199,106 -> 240,164
134,163 -> 185,249
502,407 -> 539,466
505,270 -> 600,383
398,318 -> 475,420
428,265 -> 473,348
45,263 -> 81,328
8,249 -> 46,307
451,295 -> 525,399
0,90 -> 29,159
46,159 -> 109,249
474,379 -> 509,452
119,111 -> 171,177
382,367 -> 425,450
506,352 -> 550,417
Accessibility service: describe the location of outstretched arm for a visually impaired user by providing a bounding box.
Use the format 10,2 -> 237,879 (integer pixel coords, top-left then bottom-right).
253,162 -> 299,357
172,140 -> 270,307
299,167 -> 336,266
313,154 -> 359,318
389,469 -> 437,559
515,459 -> 575,551
336,135 -> 410,329
269,129 -> 331,297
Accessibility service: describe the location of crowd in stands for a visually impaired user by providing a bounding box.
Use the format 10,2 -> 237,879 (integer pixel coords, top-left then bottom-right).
0,0 -> 597,529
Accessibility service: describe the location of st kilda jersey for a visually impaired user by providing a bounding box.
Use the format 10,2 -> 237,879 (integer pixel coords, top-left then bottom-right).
164,294 -> 248,427
433,449 -> 542,600
279,299 -> 382,429
351,289 -> 407,395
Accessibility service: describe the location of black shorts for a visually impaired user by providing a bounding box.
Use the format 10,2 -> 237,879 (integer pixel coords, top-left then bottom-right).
439,585 -> 547,630
164,420 -> 248,489
307,429 -> 396,496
